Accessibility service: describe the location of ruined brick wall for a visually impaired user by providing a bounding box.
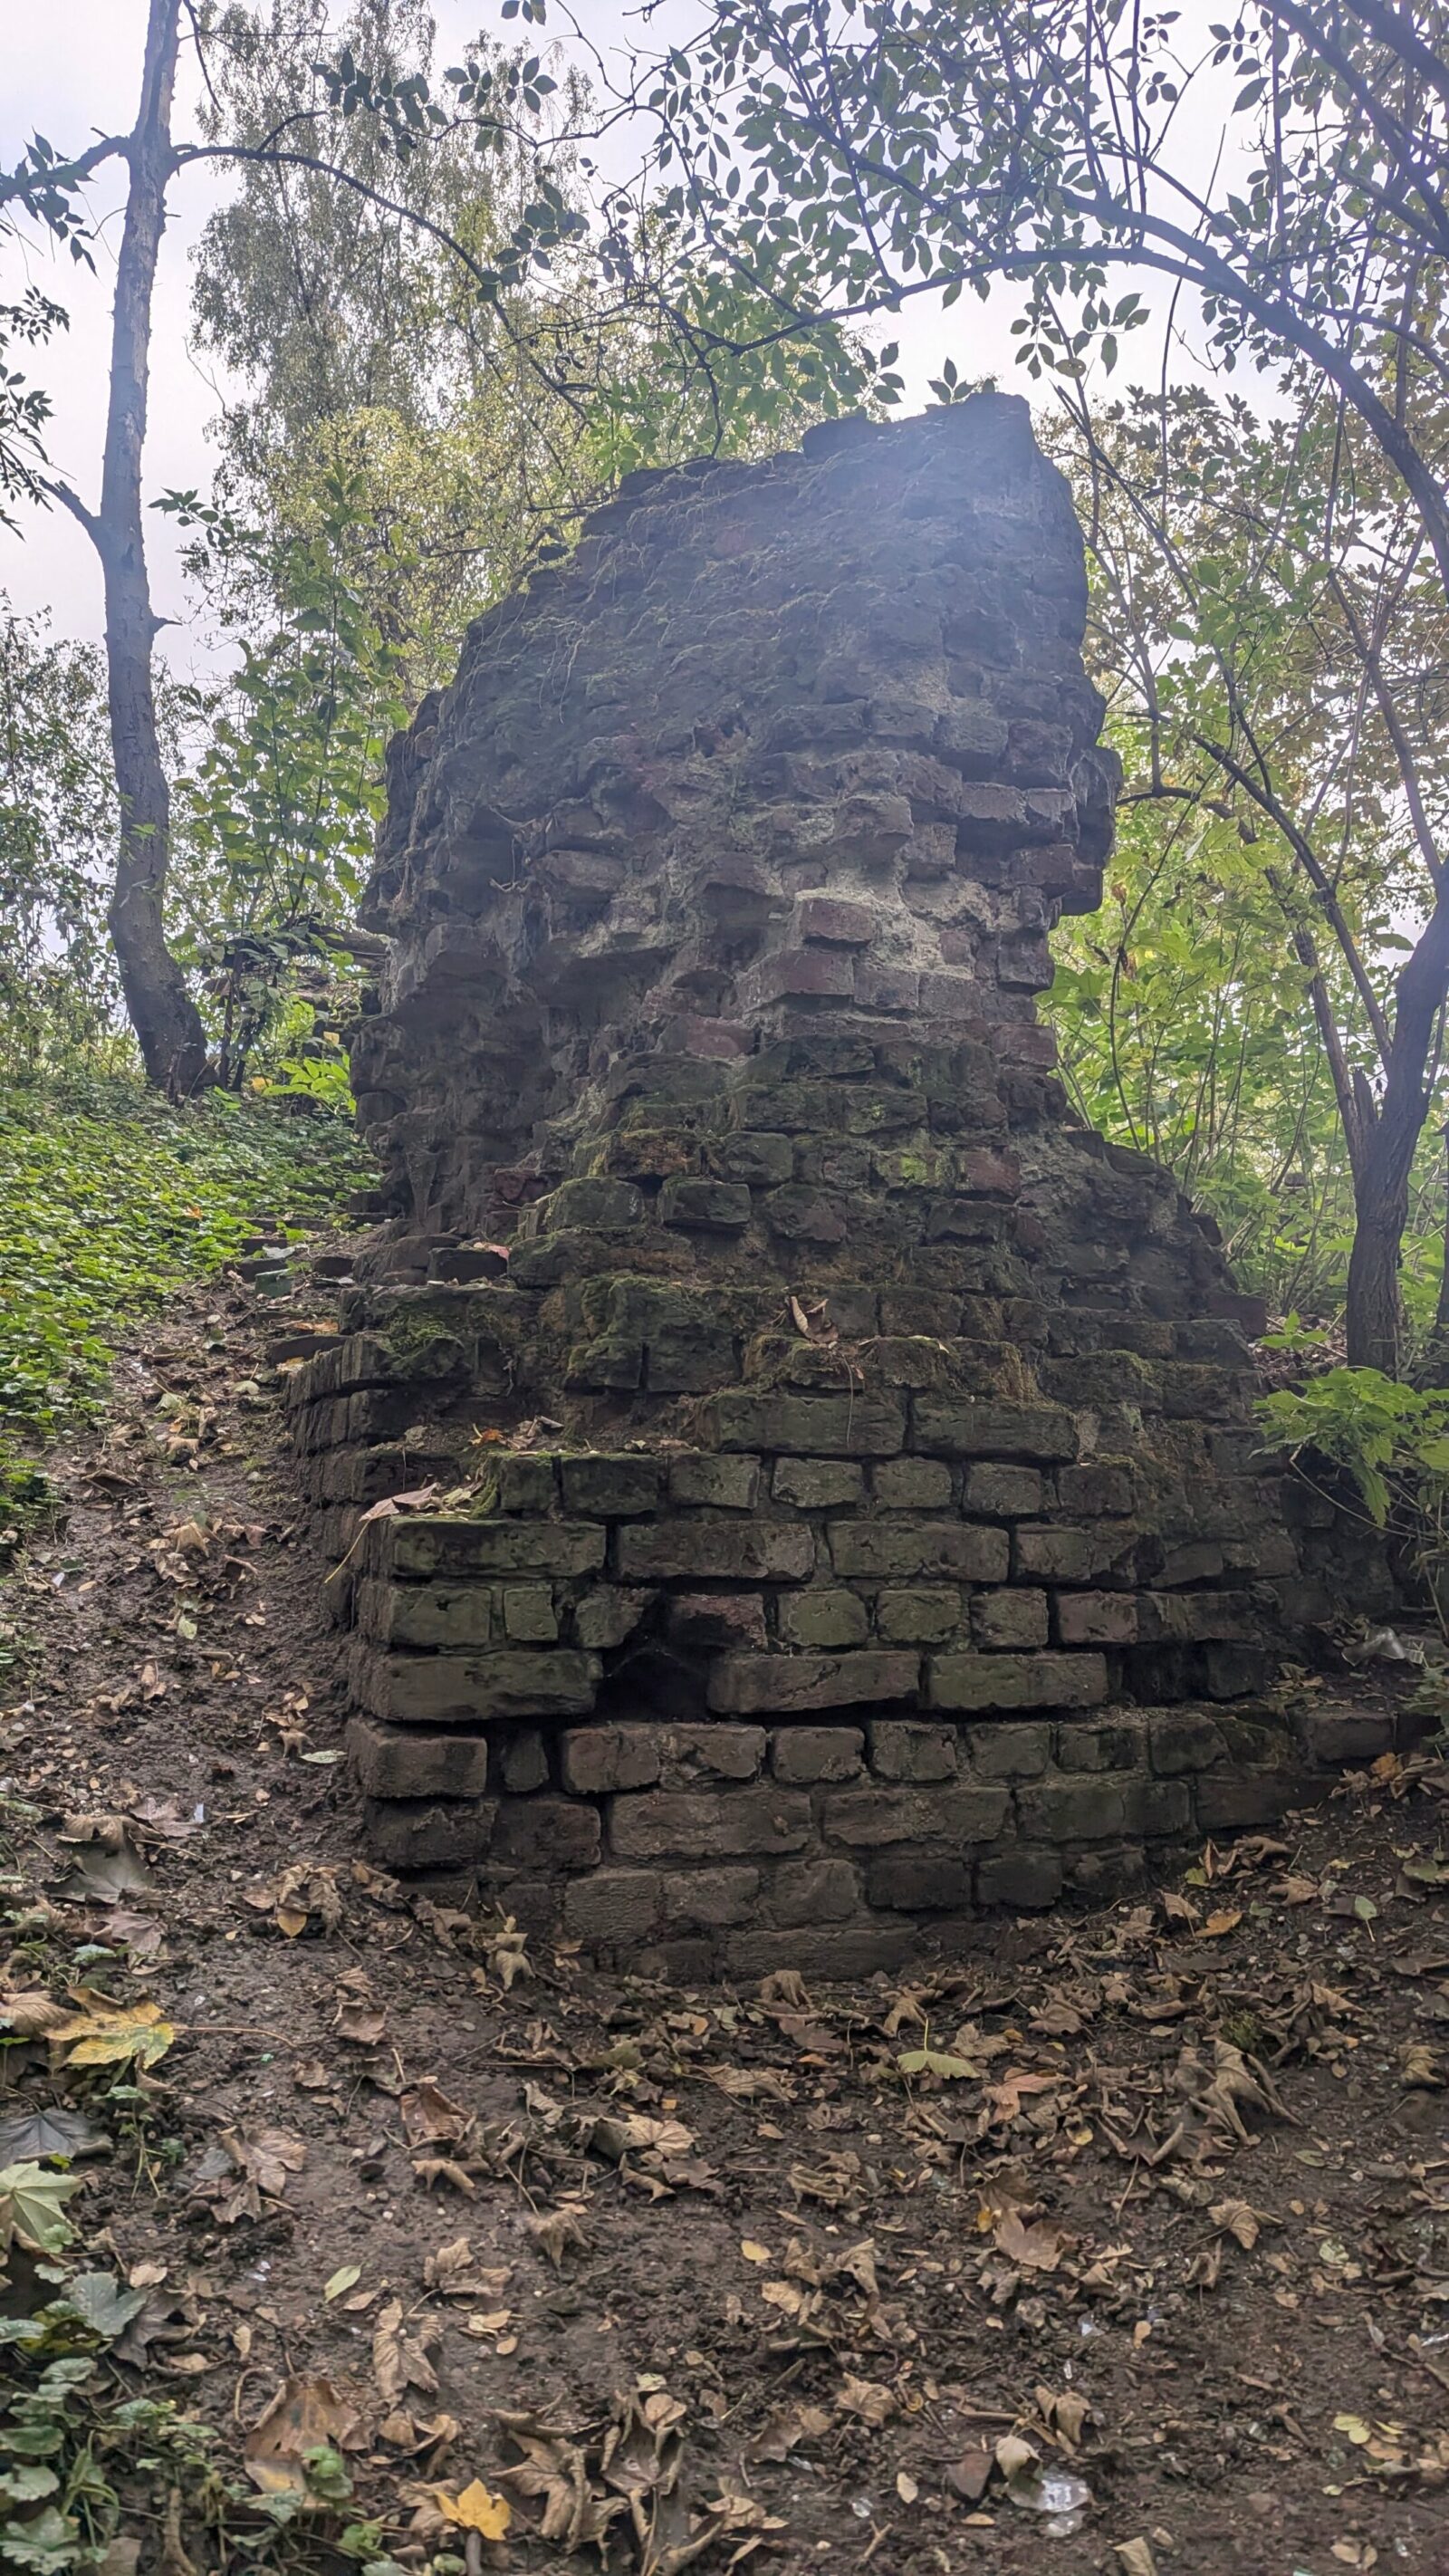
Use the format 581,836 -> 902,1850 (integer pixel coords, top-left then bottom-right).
284,395 -> 1390,1975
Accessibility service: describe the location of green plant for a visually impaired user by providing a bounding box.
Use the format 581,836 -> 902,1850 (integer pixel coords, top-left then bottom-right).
1259,1366 -> 1449,1633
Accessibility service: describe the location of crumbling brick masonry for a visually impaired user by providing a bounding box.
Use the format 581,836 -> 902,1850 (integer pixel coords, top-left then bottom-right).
285,394 -> 1389,1974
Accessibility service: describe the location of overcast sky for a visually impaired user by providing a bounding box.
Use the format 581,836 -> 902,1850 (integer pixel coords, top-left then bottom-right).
0,2 -> 1042,672
2,3 -> 1238,676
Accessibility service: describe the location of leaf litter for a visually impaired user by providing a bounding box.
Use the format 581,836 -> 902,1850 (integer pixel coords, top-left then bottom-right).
4,1267 -> 1449,2570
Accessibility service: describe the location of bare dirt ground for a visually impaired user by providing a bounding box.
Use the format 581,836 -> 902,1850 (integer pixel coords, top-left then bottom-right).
3,1267 -> 1449,2576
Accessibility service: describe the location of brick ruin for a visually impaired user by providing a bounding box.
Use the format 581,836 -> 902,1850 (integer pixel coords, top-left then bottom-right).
285,393 -> 1389,1976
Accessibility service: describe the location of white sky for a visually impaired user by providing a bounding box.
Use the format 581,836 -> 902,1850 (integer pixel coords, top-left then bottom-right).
2,2 -> 1228,673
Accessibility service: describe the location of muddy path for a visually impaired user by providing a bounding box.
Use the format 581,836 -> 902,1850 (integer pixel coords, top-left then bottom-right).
3,1264 -> 1448,2576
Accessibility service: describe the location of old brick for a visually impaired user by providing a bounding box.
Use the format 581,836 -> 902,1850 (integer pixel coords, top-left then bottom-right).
616,1517 -> 816,1582
967,1721 -> 1051,1778
876,1587 -> 962,1644
705,1131 -> 793,1186
822,1783 -> 1010,1848
873,1457 -> 953,1510
1195,1769 -> 1310,1830
493,1793 -> 601,1872
573,1587 -> 653,1650
347,1716 -> 489,1802
778,1589 -> 870,1649
866,1851 -> 972,1911
666,1593 -> 769,1651
1016,1775 -> 1127,1841
868,1719 -> 959,1782
928,1651 -> 1107,1713
963,1463 -> 1044,1517
502,1585 -> 559,1642
972,1587 -> 1049,1649
708,1650 -> 918,1715
767,1858 -> 860,1925
1054,1591 -> 1139,1646
762,1185 -> 848,1244
770,1725 -> 865,1783
350,1642 -> 600,1725
667,1453 -> 761,1511
912,1399 -> 1077,1461
363,1797 -> 496,1871
561,1454 -> 663,1517
661,1865 -> 762,1927
658,1175 -> 753,1231
357,1578 -> 492,1649
713,1392 -> 906,1457
1123,1776 -> 1193,1837
724,1926 -> 917,1979
609,1787 -> 812,1860
500,1728 -> 549,1793
559,1724 -> 662,1794
474,1453 -> 558,1515
829,1521 -> 1009,1581
1053,1716 -> 1147,1771
1147,1709 -> 1228,1775
796,892 -> 878,946
1056,1462 -> 1135,1515
563,1870 -> 663,1946
377,1518 -> 606,1581
657,1725 -> 766,1783
1297,1704 -> 1395,1765
773,1457 -> 866,1509
977,1846 -> 1063,1908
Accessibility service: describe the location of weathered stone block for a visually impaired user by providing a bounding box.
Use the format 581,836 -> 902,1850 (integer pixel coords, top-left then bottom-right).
1147,1709 -> 1228,1775
473,1454 -> 558,1515
867,1851 -> 972,1911
658,1176 -> 752,1231
563,1870 -> 662,1945
873,1457 -> 953,1510
561,1455 -> 664,1517
778,1589 -> 870,1649
665,1593 -> 769,1651
573,1587 -> 653,1650
912,1399 -> 1078,1461
559,1723 -> 661,1794
609,1787 -> 813,1860
927,1650 -> 1108,1712
967,1721 -> 1051,1777
822,1783 -> 1010,1848
773,1457 -> 866,1509
661,1866 -> 762,1928
1055,1591 -> 1139,1646
617,1517 -> 816,1582
667,1453 -> 761,1511
501,1729 -> 549,1793
713,1393 -> 906,1457
493,1793 -> 601,1871
357,1579 -> 493,1649
1057,1462 -> 1135,1515
346,1716 -> 489,1802
964,1463 -> 1044,1517
972,1587 -> 1050,1649
1297,1703 -> 1395,1765
767,1858 -> 860,1925
351,1642 -> 600,1726
708,1650 -> 918,1715
828,1521 -> 1009,1581
363,1797 -> 497,1871
770,1725 -> 865,1783
657,1724 -> 767,1783
724,1925 -> 917,1979
1195,1769 -> 1311,1830
876,1587 -> 962,1644
868,1719 -> 958,1782
502,1585 -> 559,1642
377,1519 -> 606,1581
977,1846 -> 1063,1908
1016,1774 -> 1128,1841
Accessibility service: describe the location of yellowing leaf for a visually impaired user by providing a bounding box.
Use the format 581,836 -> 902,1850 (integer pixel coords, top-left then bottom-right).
740,2240 -> 772,2264
433,2480 -> 511,2539
324,2264 -> 361,2303
1202,1908 -> 1243,1938
53,1995 -> 175,2070
1335,2413 -> 1373,2446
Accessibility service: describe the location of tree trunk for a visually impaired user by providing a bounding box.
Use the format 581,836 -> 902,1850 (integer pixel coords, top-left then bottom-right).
96,0 -> 208,1094
1344,898 -> 1449,1373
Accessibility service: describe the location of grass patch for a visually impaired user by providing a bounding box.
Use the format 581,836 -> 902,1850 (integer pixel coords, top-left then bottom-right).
0,1078 -> 364,1495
